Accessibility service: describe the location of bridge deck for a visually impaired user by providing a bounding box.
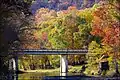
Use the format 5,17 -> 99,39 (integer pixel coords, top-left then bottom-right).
9,49 -> 88,55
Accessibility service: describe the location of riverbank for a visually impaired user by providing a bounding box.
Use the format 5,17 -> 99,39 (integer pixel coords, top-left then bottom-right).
18,65 -> 120,77
19,65 -> 83,73
19,68 -> 59,73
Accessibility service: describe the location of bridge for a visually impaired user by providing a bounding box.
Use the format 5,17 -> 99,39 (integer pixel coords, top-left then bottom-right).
9,49 -> 89,76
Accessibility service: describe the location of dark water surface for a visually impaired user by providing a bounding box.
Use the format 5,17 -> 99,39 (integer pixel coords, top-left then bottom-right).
18,72 -> 59,80
8,72 -> 83,80
18,72 -> 83,80
7,72 -> 120,80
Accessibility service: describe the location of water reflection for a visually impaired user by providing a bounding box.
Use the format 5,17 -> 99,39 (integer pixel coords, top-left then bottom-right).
8,72 -> 18,80
8,72 -> 81,80
8,72 -> 120,80
18,72 -> 59,80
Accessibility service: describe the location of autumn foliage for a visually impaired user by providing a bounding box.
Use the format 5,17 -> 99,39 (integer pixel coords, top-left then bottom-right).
91,4 -> 120,47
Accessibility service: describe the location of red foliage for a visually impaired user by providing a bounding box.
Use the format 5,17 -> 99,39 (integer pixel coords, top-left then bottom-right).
68,6 -> 77,10
91,6 -> 120,47
41,32 -> 48,41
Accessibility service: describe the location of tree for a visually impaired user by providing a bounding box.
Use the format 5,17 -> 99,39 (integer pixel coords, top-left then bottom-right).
35,6 -> 93,49
34,6 -> 95,66
0,0 -> 34,76
86,41 -> 113,75
91,2 -> 120,74
86,41 -> 103,75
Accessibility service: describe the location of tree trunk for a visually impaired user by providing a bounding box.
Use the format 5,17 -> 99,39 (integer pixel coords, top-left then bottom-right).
115,60 -> 119,74
114,51 -> 119,74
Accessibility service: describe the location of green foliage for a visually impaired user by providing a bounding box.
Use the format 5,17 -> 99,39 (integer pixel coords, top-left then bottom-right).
35,7 -> 95,49
86,41 -> 111,75
50,55 -> 60,68
69,66 -> 83,73
88,41 -> 103,54
101,70 -> 107,76
92,3 -> 100,9
18,55 -> 60,70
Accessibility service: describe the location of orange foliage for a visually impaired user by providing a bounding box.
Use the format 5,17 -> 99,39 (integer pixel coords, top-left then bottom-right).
68,6 -> 77,10
22,43 -> 40,49
91,5 -> 120,47
41,32 -> 48,41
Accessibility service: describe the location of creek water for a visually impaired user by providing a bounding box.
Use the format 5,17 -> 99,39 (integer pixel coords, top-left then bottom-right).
7,72 -> 120,80
8,72 -> 81,80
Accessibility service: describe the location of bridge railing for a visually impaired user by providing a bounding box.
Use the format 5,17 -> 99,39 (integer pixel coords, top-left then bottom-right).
9,49 -> 90,55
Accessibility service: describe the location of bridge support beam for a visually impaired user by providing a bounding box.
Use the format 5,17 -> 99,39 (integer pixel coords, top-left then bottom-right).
60,55 -> 68,76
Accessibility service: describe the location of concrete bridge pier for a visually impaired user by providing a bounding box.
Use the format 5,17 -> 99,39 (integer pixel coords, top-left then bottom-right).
60,55 -> 68,76
8,56 -> 18,80
9,56 -> 18,72
9,58 -> 16,71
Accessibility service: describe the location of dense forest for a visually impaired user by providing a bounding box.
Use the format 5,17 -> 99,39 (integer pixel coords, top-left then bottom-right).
0,0 -> 120,77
